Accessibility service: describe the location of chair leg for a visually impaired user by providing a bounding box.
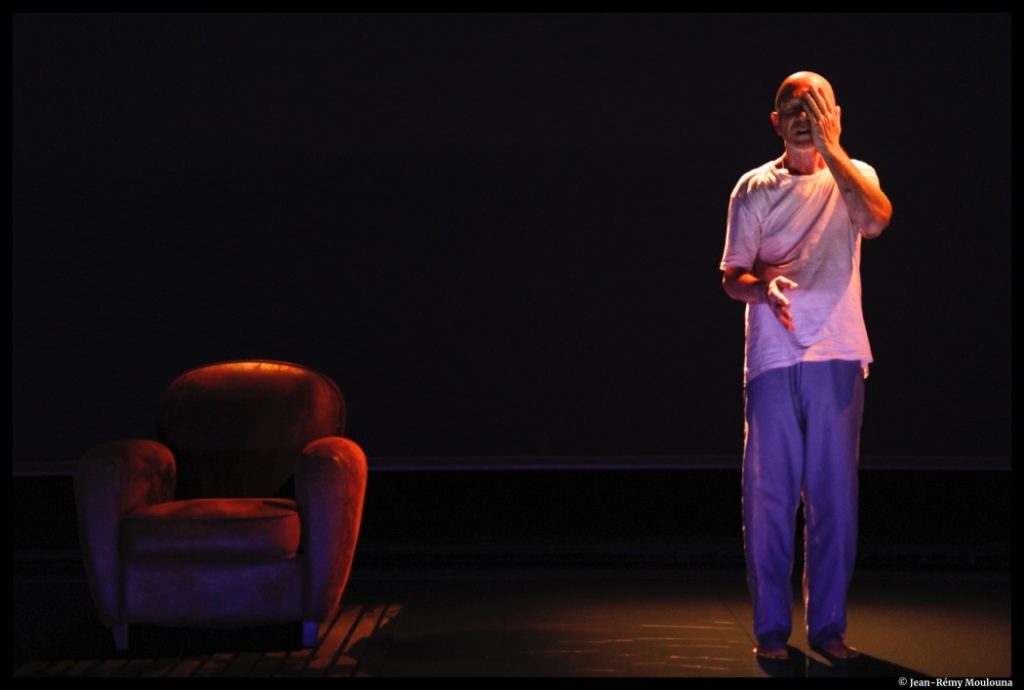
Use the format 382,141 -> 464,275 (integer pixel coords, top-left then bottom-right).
112,624 -> 129,651
302,620 -> 321,647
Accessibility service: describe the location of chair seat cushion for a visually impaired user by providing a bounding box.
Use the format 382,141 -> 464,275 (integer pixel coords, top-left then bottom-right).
123,498 -> 300,559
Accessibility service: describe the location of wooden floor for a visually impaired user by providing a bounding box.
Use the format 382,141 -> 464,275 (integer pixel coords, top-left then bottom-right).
13,602 -> 400,678
12,566 -> 1013,678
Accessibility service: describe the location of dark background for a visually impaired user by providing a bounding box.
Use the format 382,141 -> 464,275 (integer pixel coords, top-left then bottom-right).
13,13 -> 1010,473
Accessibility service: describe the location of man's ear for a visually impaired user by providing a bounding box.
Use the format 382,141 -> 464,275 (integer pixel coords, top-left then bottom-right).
770,111 -> 781,135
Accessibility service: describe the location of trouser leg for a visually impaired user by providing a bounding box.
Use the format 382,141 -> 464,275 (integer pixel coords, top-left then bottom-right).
743,365 -> 803,643
800,360 -> 863,643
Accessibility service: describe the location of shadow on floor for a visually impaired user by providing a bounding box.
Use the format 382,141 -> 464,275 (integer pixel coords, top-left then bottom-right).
758,647 -> 929,678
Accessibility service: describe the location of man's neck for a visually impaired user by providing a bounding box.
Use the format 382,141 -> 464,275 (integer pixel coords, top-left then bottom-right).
782,147 -> 825,175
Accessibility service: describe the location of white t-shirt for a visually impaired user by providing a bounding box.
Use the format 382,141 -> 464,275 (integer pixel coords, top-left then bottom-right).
720,157 -> 877,384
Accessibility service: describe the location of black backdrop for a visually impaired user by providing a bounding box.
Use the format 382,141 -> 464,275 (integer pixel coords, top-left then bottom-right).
13,14 -> 1010,471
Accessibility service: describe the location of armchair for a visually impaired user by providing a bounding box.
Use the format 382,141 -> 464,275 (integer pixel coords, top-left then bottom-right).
74,360 -> 367,651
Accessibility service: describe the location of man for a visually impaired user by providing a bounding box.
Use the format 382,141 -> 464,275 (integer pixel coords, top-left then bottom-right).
720,71 -> 892,662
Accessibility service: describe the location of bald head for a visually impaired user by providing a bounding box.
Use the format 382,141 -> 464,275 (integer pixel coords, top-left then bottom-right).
774,71 -> 836,111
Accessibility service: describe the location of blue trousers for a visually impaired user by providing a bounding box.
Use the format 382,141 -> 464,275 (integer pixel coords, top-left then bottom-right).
742,360 -> 864,645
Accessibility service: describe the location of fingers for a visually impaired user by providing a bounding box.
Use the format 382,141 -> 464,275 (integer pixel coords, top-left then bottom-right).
801,89 -> 840,151
768,277 -> 799,305
803,87 -> 829,118
802,90 -> 823,121
804,88 -> 840,126
767,296 -> 796,331
767,276 -> 798,331
777,305 -> 796,331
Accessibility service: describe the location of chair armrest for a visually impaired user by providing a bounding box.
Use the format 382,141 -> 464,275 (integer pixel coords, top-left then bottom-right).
295,437 -> 368,619
74,440 -> 176,625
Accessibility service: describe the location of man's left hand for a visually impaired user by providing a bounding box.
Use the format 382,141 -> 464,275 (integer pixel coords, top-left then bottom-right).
802,86 -> 842,155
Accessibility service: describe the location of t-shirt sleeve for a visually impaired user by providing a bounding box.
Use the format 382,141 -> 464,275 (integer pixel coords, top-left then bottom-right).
853,160 -> 880,187
720,185 -> 760,271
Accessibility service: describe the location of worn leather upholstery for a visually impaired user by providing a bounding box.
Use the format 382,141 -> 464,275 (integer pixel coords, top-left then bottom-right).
74,360 -> 367,649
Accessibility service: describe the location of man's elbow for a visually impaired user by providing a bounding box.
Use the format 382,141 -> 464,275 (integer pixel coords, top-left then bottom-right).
861,203 -> 893,239
721,272 -> 744,301
721,272 -> 736,299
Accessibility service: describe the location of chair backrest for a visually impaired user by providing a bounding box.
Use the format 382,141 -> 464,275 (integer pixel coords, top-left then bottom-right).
157,360 -> 346,499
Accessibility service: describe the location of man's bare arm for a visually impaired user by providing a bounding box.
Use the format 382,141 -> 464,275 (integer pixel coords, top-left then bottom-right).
722,266 -> 798,331
804,87 -> 893,239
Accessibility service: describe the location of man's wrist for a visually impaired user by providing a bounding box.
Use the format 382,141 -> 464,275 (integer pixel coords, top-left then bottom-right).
820,142 -> 847,165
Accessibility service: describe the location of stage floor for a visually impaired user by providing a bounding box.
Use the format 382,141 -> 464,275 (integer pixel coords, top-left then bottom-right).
13,563 -> 1011,678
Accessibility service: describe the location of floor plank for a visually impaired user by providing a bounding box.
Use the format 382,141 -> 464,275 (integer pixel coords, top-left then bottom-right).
302,604 -> 365,677
13,661 -> 49,677
355,603 -> 403,677
141,657 -> 180,677
192,652 -> 235,677
113,657 -> 156,677
62,659 -> 104,677
84,658 -> 129,677
222,651 -> 264,677
322,604 -> 386,677
166,656 -> 208,678
272,647 -> 313,676
248,650 -> 287,677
